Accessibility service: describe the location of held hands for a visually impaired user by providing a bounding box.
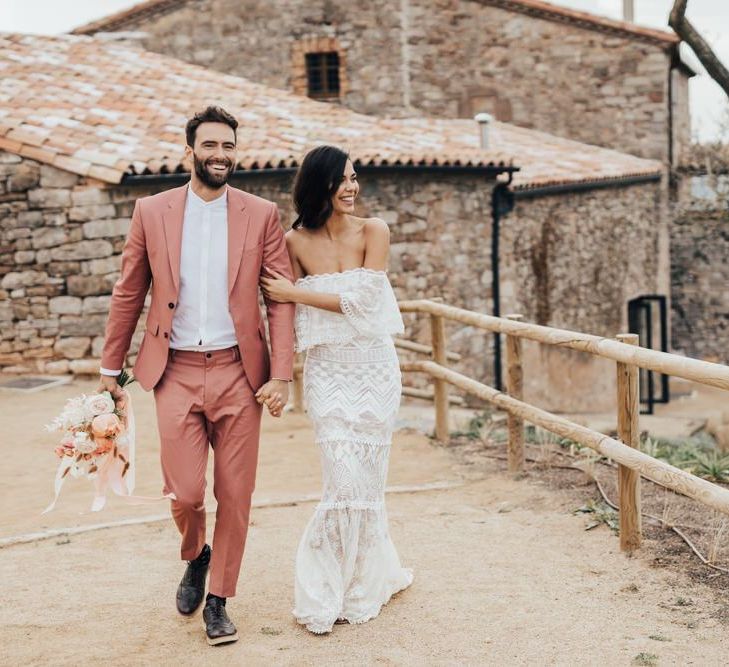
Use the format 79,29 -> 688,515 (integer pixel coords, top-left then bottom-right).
255,379 -> 289,418
260,267 -> 296,303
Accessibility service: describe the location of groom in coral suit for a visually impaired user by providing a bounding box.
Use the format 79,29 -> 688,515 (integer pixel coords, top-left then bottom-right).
98,106 -> 295,646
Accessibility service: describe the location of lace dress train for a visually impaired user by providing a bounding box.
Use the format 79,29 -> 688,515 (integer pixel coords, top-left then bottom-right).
292,269 -> 413,634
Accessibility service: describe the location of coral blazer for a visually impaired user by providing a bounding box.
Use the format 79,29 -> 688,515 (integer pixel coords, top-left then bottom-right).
100,184 -> 295,391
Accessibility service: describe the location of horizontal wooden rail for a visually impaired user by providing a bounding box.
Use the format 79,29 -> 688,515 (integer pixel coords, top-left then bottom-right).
394,337 -> 461,362
401,360 -> 729,517
402,386 -> 464,405
399,300 -> 729,391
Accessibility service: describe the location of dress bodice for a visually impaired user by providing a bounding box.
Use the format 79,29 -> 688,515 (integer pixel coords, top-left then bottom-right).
294,268 -> 404,352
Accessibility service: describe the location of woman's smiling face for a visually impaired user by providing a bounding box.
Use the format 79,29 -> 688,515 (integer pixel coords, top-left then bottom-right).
331,159 -> 359,215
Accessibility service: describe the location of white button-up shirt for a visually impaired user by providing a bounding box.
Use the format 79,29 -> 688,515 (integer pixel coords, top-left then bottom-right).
170,186 -> 237,351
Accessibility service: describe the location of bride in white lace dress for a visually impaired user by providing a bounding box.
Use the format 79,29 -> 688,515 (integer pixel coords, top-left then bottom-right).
261,146 -> 413,634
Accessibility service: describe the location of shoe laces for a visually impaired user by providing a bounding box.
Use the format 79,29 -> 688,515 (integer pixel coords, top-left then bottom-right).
207,598 -> 229,623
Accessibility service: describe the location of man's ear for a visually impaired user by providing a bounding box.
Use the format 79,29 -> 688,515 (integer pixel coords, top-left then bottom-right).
182,145 -> 193,171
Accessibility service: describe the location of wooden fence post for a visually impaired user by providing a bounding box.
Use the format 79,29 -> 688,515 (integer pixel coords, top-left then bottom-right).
505,314 -> 524,473
430,314 -> 450,442
616,333 -> 641,552
292,354 -> 304,413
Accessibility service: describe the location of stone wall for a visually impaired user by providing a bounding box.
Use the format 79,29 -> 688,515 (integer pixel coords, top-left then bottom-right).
105,0 -> 688,162
0,152 -> 139,375
124,0 -> 405,118
501,182 -> 666,411
0,154 -> 667,411
671,172 -> 729,362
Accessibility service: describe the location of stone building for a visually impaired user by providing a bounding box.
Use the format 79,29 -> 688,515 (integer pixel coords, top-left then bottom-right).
670,146 -> 729,363
0,33 -> 665,411
74,0 -> 694,165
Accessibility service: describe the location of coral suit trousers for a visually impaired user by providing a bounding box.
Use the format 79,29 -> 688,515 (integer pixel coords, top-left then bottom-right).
153,345 -> 262,598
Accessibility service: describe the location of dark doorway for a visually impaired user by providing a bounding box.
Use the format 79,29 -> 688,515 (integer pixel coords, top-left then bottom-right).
628,295 -> 670,414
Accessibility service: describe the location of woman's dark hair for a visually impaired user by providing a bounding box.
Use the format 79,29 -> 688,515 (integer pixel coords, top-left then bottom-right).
185,106 -> 238,147
292,145 -> 350,230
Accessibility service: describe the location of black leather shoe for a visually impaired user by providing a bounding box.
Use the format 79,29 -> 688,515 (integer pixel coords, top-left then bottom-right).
202,597 -> 238,646
176,544 -> 210,615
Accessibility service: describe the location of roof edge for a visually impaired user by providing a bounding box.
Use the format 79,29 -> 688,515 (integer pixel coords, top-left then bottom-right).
72,0 -> 679,49
71,0 -> 188,35
513,171 -> 662,197
472,0 -> 678,48
120,162 -> 521,185
0,136 -> 124,184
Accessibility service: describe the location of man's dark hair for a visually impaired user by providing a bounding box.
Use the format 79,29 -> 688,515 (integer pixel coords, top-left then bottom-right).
292,145 -> 350,230
185,106 -> 238,147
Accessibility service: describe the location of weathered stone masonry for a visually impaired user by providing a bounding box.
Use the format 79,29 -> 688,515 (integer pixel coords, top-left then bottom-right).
671,172 -> 729,363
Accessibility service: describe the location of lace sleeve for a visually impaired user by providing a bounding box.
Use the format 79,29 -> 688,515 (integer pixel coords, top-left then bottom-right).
339,270 -> 404,337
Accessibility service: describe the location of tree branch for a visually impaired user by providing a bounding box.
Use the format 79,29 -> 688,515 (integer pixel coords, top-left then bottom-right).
669,0 -> 729,98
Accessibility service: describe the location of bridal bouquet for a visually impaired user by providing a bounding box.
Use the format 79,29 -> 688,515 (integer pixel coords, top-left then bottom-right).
43,370 -> 136,513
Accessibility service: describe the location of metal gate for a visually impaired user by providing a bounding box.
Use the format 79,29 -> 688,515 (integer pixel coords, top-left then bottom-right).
628,295 -> 670,414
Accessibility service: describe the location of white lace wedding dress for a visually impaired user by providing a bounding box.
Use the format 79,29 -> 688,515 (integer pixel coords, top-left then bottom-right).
292,268 -> 413,634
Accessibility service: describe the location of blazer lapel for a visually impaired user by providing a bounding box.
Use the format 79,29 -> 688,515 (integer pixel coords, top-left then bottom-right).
227,188 -> 251,295
162,184 -> 188,293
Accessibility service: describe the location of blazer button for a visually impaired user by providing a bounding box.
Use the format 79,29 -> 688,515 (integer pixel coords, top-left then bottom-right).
163,332 -> 168,338
168,302 -> 175,309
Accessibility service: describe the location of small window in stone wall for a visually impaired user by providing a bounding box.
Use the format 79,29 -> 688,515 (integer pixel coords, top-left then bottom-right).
306,51 -> 340,99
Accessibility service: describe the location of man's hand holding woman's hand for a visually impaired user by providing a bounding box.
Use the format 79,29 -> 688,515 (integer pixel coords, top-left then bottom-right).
255,379 -> 289,418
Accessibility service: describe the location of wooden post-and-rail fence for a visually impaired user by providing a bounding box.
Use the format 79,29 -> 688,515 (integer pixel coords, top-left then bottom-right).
393,299 -> 729,553
289,298 -> 729,553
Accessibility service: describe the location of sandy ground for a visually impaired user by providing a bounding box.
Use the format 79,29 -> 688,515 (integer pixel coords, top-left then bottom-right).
2,380 -> 729,665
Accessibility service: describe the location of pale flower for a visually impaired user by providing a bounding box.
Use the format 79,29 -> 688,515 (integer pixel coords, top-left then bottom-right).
63,406 -> 87,430
85,391 -> 115,417
73,431 -> 96,454
92,437 -> 114,455
91,413 -> 122,439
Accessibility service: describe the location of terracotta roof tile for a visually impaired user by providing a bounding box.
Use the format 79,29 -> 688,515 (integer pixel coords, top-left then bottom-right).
0,135 -> 22,154
52,154 -> 92,175
71,0 -> 678,48
0,33 -> 661,190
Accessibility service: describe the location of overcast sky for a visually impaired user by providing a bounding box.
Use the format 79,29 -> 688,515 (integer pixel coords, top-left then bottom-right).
1,0 -> 726,142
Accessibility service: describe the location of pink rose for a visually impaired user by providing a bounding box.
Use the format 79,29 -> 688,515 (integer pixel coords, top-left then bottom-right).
92,437 -> 114,455
91,413 -> 122,439
85,392 -> 116,417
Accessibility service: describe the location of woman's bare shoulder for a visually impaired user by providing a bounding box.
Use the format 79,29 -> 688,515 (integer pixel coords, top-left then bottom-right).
285,227 -> 311,245
347,215 -> 388,234
362,217 -> 390,238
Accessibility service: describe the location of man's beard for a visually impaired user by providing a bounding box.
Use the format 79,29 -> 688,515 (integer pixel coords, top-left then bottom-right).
193,153 -> 234,188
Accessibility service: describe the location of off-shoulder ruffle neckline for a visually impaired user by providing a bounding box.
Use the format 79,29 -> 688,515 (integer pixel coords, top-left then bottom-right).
295,267 -> 386,285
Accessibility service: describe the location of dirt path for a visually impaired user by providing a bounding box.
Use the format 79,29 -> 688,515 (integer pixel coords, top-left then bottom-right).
1,380 -> 728,665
